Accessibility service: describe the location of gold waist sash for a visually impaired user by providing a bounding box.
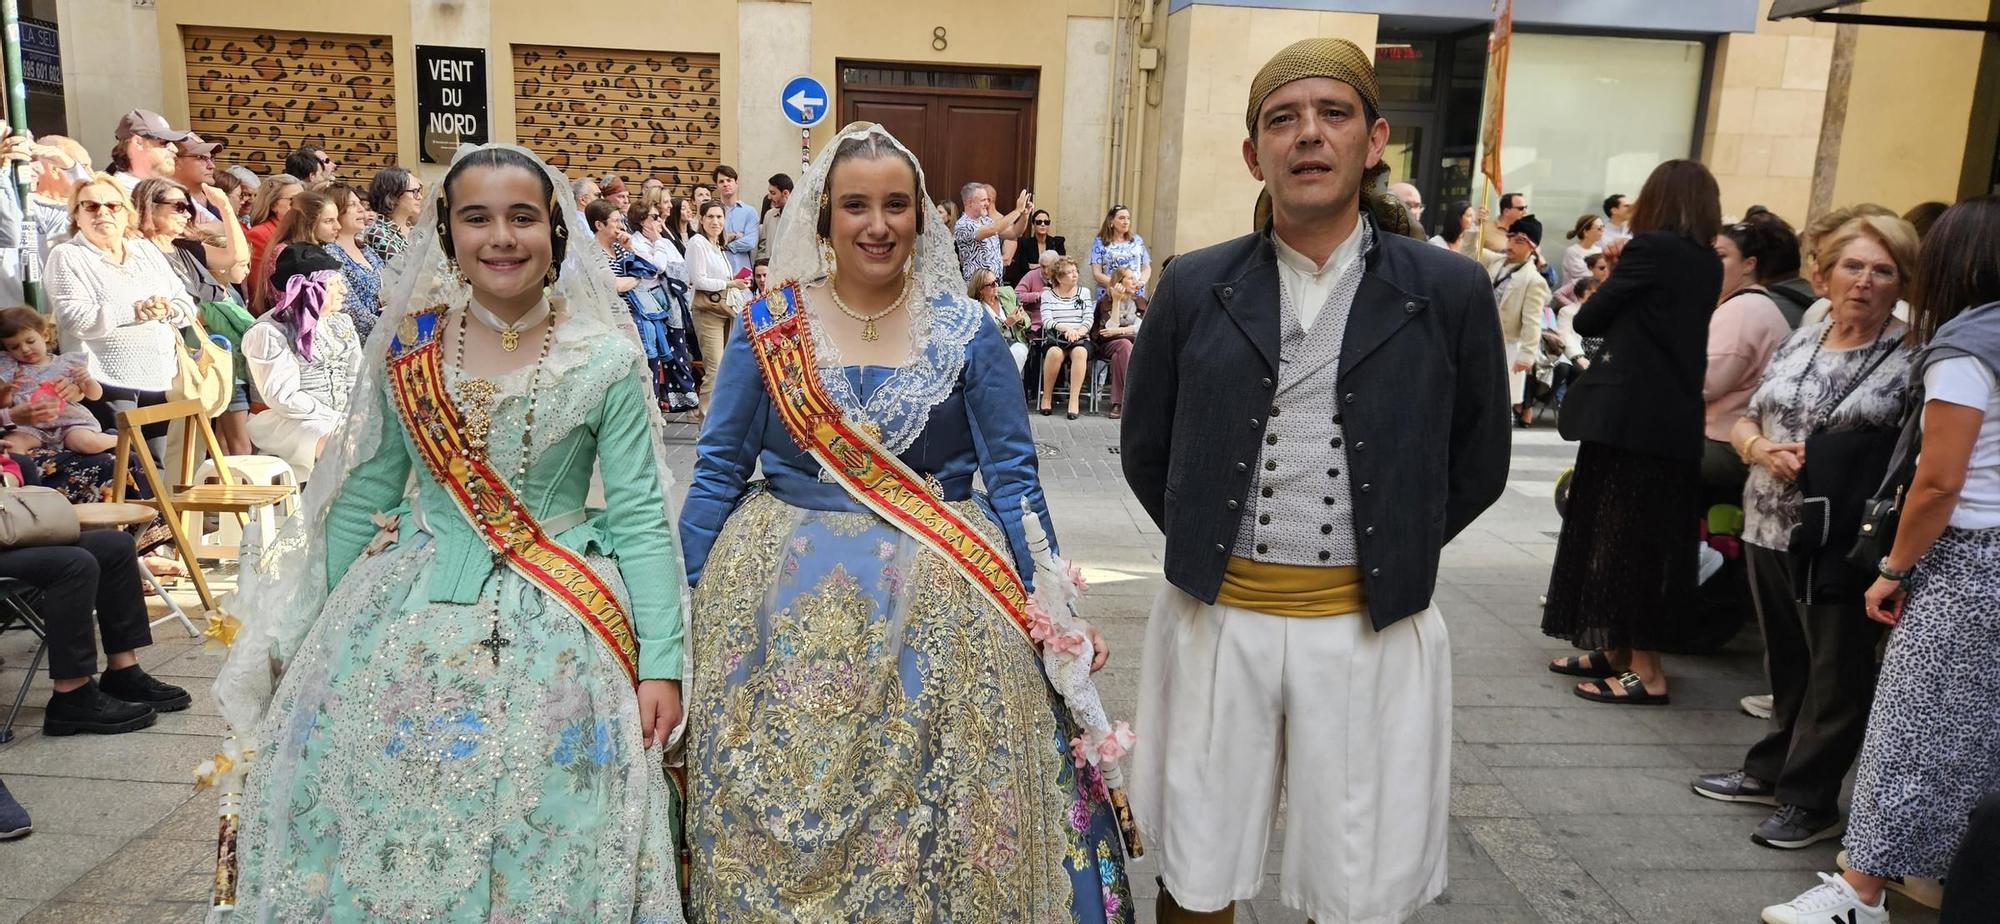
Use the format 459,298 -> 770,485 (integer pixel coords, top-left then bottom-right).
1216,557 -> 1366,618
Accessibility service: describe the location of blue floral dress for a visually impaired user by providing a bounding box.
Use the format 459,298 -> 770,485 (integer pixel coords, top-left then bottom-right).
679,290 -> 1135,923
324,242 -> 386,343
1089,235 -> 1152,297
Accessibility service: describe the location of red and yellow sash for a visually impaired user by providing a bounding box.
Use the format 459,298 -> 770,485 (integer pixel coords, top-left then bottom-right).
743,284 -> 1037,645
387,308 -> 641,683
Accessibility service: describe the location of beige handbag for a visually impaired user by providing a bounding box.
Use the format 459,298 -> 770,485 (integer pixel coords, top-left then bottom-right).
171,316 -> 233,418
0,485 -> 81,549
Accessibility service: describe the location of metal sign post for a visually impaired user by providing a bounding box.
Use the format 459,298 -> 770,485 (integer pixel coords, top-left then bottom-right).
781,75 -> 830,177
1,0 -> 36,307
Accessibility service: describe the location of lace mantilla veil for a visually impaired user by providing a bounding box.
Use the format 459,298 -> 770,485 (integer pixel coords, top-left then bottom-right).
767,122 -> 985,454
211,142 -> 690,743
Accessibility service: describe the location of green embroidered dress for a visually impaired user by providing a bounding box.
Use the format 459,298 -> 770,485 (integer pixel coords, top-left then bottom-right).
221,312 -> 688,923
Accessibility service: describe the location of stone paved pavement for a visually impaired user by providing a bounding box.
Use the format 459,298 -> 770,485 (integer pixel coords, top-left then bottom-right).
0,415 -> 1945,923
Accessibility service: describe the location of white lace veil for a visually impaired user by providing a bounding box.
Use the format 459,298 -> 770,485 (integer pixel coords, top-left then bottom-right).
212,142 -> 688,738
767,122 -> 984,454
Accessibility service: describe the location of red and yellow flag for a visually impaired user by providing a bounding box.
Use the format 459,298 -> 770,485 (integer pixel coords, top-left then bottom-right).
1479,0 -> 1514,195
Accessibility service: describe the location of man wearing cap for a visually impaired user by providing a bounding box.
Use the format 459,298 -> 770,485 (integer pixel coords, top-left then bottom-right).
1121,37 -> 1509,924
1488,213 -> 1551,420
109,110 -> 188,194
174,134 -> 228,234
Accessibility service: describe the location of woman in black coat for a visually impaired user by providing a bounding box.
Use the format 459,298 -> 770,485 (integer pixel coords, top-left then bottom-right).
1541,160 -> 1723,705
1004,209 -> 1065,285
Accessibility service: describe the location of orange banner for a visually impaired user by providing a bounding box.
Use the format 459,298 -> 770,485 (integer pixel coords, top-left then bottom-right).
1480,0 -> 1514,195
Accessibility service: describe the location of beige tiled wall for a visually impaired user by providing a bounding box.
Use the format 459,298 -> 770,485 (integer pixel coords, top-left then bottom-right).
1150,5 -> 1376,257
1699,0 -> 1837,225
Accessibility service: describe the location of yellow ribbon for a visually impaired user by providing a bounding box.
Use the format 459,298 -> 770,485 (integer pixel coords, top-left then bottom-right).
201,609 -> 241,650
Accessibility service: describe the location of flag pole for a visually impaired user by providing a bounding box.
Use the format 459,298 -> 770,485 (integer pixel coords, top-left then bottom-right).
1477,0 -> 1513,254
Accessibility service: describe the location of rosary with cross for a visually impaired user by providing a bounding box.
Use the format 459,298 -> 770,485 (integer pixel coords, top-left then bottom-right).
477,620 -> 513,667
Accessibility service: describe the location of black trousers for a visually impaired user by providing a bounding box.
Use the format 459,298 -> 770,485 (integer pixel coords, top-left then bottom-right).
1741,544 -> 1883,813
1940,792 -> 2000,921
0,531 -> 153,680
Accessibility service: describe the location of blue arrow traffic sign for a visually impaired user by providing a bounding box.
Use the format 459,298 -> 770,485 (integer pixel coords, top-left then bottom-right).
781,75 -> 830,128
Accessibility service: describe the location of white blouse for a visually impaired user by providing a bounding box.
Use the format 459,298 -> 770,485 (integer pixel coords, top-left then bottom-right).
633,234 -> 688,284
684,235 -> 734,295
47,236 -> 198,392
242,312 -> 361,427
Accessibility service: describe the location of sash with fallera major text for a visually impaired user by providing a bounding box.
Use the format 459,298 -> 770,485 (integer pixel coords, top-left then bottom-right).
743,284 -> 1037,646
386,307 -> 641,683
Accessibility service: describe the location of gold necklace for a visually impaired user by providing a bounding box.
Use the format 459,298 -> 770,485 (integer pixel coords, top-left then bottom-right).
825,277 -> 910,342
453,306 -> 554,486
467,298 -> 553,352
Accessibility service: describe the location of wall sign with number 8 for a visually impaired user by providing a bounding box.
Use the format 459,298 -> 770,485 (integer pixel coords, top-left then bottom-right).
933,26 -> 948,51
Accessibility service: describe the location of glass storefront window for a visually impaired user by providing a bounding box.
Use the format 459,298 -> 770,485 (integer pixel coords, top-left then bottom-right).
1479,33 -> 1705,232
1375,39 -> 1438,106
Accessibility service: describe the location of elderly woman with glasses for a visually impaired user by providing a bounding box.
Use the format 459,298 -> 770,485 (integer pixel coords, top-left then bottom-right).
134,176 -> 258,455
360,166 -> 422,266
45,174 -> 197,460
1690,214 -> 1921,854
1005,208 -> 1065,286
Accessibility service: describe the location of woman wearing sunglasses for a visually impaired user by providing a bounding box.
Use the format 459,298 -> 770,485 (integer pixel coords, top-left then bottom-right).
46,174 -> 198,462
1004,208 -> 1064,286
134,177 -> 258,456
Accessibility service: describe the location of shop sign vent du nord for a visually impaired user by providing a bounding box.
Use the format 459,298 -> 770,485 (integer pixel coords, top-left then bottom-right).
418,45 -> 490,164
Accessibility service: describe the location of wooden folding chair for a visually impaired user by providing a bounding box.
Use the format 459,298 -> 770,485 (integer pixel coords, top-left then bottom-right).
110,399 -> 298,615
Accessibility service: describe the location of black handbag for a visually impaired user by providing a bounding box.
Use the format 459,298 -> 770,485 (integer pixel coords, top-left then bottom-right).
1787,341 -> 1904,603
1845,396 -> 1924,575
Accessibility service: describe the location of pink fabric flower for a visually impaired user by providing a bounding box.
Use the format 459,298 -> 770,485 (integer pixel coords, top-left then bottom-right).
1069,735 -> 1095,768
1095,722 -> 1137,764
1046,628 -> 1087,657
1065,561 -> 1089,593
1027,600 -> 1058,644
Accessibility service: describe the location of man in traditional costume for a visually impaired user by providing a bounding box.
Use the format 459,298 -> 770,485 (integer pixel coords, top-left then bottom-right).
1121,39 -> 1511,924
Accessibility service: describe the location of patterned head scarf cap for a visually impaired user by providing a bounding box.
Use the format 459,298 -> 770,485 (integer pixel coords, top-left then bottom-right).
1245,38 -> 1412,237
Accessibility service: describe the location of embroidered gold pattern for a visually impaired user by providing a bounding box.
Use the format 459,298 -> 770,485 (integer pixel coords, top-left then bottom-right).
688,493 -> 1075,923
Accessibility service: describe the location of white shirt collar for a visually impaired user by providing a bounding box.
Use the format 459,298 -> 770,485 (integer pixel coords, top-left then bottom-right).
1272,218 -> 1365,281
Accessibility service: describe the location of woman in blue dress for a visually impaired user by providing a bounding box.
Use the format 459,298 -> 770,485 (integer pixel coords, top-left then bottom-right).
679,123 -> 1135,923
209,145 -> 687,923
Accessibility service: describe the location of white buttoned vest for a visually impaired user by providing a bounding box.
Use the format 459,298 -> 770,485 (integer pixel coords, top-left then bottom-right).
1231,226 -> 1371,568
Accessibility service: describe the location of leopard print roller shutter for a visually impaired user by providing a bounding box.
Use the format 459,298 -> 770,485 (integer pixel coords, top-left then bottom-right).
511,45 -> 721,191
181,26 -> 399,176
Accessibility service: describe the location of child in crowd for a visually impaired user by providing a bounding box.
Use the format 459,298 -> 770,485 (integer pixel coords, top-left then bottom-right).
0,306 -> 115,455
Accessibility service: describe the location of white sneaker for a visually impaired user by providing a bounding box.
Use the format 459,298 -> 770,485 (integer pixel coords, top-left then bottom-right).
1761,872 -> 1890,924
1741,693 -> 1775,720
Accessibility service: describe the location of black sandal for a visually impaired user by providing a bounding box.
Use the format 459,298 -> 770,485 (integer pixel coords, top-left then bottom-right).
1574,671 -> 1671,706
1549,650 -> 1620,677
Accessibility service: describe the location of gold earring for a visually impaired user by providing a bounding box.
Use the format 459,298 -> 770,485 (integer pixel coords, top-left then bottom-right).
544,263 -> 558,290
817,235 -> 838,281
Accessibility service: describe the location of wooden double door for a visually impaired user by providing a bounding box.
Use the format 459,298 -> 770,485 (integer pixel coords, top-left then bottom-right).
837,63 -> 1038,212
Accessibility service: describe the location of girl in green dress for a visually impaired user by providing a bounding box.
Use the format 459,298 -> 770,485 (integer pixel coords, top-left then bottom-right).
209,144 -> 688,923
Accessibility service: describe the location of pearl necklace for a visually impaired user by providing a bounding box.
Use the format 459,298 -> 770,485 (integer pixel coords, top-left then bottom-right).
467,298 -> 553,352
825,276 -> 912,342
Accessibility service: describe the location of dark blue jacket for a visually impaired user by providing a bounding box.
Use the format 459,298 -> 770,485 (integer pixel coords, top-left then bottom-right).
1120,214 -> 1511,630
